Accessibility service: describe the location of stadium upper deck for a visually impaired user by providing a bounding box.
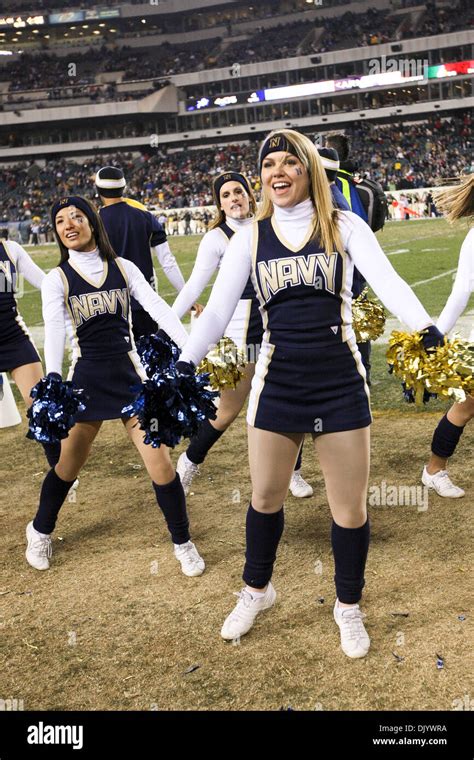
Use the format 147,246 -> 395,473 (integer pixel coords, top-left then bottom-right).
0,0 -> 471,161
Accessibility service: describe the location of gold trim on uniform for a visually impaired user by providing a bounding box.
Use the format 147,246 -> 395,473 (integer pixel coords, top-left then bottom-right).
217,226 -> 232,244
247,220 -> 276,424
347,335 -> 371,406
114,257 -> 136,351
270,215 -> 313,253
58,267 -> 82,360
247,341 -> 275,426
127,349 -> 146,383
67,258 -> 109,289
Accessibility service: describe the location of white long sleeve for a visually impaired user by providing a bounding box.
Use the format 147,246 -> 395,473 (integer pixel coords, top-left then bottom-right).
172,229 -> 225,318
180,229 -> 253,365
180,201 -> 435,366
152,241 -> 185,293
338,211 -> 433,332
5,240 -> 44,289
437,228 -> 474,334
42,269 -> 68,375
172,216 -> 255,319
118,258 -> 188,347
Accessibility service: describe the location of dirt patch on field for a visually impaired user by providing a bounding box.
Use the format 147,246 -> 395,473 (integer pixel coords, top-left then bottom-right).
0,409 -> 472,711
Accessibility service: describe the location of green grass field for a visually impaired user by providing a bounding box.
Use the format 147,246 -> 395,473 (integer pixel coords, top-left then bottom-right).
18,218 -> 472,322
17,218 -> 473,414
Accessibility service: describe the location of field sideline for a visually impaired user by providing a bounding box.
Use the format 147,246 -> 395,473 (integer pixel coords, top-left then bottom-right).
0,218 -> 472,712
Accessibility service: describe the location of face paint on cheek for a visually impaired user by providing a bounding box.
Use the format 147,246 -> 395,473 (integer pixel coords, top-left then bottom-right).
65,206 -> 87,226
295,168 -> 303,176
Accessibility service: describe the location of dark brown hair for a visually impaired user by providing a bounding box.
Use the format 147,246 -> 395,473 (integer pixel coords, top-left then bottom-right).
52,196 -> 117,264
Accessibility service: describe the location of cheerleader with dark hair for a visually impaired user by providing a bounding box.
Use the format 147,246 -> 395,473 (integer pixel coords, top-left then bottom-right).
25,197 -> 204,577
173,130 -> 443,658
172,172 -> 312,498
422,175 -> 474,498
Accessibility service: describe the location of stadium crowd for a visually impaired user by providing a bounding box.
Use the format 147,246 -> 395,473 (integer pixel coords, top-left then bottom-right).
0,5 -> 470,95
0,114 -> 470,229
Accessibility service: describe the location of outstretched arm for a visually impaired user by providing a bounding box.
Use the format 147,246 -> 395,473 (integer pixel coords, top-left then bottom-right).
8,240 -> 45,290
119,259 -> 188,348
41,270 -> 67,376
180,226 -> 254,365
340,211 -> 433,332
152,241 -> 186,293
172,229 -> 225,319
437,229 -> 473,334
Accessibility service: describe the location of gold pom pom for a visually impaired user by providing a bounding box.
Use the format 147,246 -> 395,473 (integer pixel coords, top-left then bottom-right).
352,288 -> 386,343
387,330 -> 474,404
424,336 -> 474,403
197,336 -> 247,391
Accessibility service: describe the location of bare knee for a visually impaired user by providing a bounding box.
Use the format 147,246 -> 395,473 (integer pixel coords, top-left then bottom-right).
448,401 -> 474,427
332,506 -> 367,529
144,450 -> 175,485
252,488 -> 287,512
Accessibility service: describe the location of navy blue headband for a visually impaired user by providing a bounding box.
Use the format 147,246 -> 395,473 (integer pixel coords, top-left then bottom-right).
213,172 -> 251,203
259,133 -> 298,171
51,196 -> 98,236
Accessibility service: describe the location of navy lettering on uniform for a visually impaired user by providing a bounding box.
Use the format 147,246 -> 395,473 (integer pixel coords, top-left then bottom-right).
61,259 -> 132,359
253,218 -> 348,347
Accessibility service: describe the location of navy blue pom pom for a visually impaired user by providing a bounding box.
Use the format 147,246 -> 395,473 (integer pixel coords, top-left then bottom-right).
26,374 -> 87,444
123,330 -> 218,447
136,331 -> 181,377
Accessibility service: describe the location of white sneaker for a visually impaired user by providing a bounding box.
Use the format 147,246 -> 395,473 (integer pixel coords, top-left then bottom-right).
68,478 -> 79,496
422,467 -> 465,498
333,600 -> 370,659
289,470 -> 313,498
176,452 -> 199,495
25,521 -> 52,571
173,540 -> 205,577
221,582 -> 276,641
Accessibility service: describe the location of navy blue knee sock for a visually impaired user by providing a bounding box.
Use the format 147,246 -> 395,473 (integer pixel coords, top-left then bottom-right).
242,504 -> 284,588
41,441 -> 61,468
331,518 -> 370,604
431,414 -> 465,459
186,418 -> 224,465
153,473 -> 190,545
33,468 -> 76,534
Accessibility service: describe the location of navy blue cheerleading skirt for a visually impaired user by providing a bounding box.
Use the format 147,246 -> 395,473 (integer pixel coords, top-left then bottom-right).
67,351 -> 146,422
0,335 -> 41,372
225,297 -> 263,364
247,338 -> 372,433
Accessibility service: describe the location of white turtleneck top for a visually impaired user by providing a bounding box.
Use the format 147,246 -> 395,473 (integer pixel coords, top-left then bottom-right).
172,215 -> 255,319
180,200 -> 433,366
41,248 -> 188,375
437,228 -> 474,334
2,240 -> 44,290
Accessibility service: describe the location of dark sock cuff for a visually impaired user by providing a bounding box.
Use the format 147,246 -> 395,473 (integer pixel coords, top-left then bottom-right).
153,473 -> 180,494
431,414 -> 465,459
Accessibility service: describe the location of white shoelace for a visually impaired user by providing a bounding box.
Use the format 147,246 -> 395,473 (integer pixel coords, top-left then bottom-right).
230,589 -> 258,620
339,608 -> 367,640
176,542 -> 201,565
31,534 -> 52,558
291,473 -> 307,487
180,462 -> 199,490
